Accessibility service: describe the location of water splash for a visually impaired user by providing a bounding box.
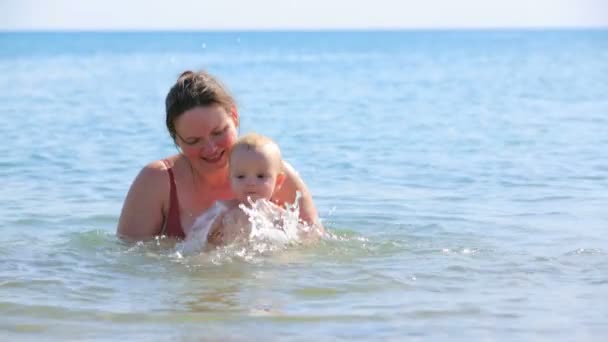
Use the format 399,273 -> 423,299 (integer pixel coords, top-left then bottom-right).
177,202 -> 228,256
239,192 -> 305,251
177,192 -> 321,257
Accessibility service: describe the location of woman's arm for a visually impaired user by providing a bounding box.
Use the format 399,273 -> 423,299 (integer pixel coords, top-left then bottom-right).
116,161 -> 169,242
275,161 -> 324,233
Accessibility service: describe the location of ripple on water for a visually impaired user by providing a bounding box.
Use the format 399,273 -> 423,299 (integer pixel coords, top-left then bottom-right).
563,248 -> 605,256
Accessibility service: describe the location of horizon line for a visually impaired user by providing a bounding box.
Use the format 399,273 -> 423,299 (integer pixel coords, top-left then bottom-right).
2,25 -> 608,34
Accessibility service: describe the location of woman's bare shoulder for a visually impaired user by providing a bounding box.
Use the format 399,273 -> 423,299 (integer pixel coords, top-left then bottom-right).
116,157 -> 177,241
135,157 -> 178,185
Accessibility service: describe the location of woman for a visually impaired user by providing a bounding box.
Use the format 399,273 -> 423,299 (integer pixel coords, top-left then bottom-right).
117,70 -> 322,241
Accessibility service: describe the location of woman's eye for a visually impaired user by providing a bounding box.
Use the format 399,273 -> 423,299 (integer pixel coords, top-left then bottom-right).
186,139 -> 200,145
212,127 -> 227,136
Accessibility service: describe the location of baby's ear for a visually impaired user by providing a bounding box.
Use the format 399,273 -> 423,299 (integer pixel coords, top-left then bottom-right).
275,172 -> 286,189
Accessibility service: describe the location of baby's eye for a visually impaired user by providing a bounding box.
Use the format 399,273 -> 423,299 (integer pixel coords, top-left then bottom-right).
257,174 -> 267,179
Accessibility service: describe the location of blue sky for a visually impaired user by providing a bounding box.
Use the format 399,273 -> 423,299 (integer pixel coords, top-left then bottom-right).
1,0 -> 607,30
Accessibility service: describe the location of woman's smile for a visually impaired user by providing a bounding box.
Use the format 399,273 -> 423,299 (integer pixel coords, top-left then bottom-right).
202,150 -> 225,163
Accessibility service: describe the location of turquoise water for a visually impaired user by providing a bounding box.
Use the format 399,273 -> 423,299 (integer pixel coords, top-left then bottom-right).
1,30 -> 607,340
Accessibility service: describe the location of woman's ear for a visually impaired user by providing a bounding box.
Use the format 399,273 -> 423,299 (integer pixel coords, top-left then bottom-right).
231,106 -> 239,127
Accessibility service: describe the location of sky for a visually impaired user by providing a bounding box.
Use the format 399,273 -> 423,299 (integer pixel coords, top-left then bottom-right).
1,0 -> 607,31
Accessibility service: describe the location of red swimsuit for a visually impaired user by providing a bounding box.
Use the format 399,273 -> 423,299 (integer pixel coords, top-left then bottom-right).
160,160 -> 186,239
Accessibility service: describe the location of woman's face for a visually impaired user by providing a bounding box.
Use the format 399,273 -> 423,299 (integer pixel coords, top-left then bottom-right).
173,105 -> 238,172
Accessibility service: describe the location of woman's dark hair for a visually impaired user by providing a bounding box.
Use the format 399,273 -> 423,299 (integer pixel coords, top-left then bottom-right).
165,70 -> 236,141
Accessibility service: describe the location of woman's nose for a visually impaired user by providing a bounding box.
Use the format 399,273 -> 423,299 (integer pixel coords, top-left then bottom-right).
201,140 -> 217,154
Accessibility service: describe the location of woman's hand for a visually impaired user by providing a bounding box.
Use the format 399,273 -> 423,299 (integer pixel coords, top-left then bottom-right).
273,161 -> 324,234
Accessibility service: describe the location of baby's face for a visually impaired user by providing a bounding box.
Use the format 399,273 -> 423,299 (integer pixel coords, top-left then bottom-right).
229,147 -> 282,203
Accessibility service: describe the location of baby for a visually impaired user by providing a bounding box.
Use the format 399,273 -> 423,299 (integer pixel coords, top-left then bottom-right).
206,133 -> 287,246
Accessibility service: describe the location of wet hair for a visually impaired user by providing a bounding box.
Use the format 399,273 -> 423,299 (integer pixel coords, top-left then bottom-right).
229,133 -> 283,171
165,70 -> 236,141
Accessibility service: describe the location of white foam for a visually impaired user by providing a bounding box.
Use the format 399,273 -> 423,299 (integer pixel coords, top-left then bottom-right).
177,192 -> 319,256
177,201 -> 228,255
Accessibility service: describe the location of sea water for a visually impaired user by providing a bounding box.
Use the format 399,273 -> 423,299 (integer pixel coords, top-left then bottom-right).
1,30 -> 608,340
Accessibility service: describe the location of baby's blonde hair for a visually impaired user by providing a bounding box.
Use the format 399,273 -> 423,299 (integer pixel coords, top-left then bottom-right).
229,133 -> 283,170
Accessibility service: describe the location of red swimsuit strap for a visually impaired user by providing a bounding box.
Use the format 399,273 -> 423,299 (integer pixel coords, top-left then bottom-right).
161,160 -> 185,239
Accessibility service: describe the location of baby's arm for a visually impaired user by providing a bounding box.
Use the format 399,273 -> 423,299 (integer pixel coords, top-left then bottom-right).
206,211 -> 226,246
207,206 -> 251,246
